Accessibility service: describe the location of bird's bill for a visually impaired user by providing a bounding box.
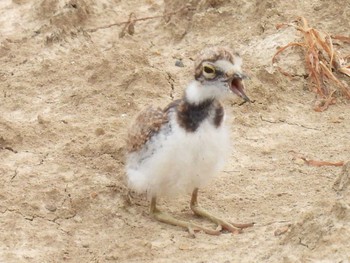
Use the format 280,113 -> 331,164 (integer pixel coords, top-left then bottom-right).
230,77 -> 250,102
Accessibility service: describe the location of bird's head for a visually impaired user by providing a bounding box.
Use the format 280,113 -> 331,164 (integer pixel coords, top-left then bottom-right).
186,46 -> 250,104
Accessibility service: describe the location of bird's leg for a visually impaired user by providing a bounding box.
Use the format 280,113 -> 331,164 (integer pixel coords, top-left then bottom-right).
190,188 -> 254,234
150,196 -> 221,236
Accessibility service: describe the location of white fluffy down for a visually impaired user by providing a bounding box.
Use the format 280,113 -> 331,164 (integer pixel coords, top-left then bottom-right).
126,112 -> 230,198
186,80 -> 229,105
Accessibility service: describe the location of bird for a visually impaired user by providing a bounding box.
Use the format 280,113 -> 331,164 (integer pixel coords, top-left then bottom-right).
125,46 -> 253,235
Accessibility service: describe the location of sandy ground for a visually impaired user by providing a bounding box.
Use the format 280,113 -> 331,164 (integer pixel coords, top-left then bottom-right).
1,0 -> 350,262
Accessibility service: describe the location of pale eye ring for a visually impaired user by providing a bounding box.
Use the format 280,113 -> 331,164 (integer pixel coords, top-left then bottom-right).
202,65 -> 216,79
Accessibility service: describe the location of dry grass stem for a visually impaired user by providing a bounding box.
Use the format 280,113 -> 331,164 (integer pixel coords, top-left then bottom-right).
273,17 -> 350,111
86,5 -> 191,34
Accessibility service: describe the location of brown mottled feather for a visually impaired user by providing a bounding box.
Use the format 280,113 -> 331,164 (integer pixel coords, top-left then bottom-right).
213,101 -> 224,127
126,106 -> 169,153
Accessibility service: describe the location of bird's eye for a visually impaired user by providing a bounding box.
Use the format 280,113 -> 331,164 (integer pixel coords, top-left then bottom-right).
203,66 -> 215,74
202,65 -> 216,79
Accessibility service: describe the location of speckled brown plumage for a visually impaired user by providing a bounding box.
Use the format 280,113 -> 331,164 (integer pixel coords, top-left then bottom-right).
213,102 -> 224,127
126,106 -> 169,153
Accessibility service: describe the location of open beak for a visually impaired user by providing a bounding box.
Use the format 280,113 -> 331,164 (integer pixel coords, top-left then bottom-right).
229,73 -> 250,102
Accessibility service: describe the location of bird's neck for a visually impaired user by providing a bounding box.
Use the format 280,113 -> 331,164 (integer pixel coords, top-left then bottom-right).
176,99 -> 214,132
184,80 -> 217,105
175,83 -> 224,132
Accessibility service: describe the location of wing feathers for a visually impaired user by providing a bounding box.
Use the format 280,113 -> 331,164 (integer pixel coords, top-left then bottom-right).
126,106 -> 169,153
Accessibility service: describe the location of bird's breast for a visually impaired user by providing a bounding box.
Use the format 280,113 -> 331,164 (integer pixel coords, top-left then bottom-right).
176,99 -> 224,132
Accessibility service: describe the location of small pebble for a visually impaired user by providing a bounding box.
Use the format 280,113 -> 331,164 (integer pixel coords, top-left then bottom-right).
274,225 -> 291,236
37,114 -> 49,125
45,204 -> 57,212
175,60 -> 184,67
293,158 -> 305,165
82,243 -> 89,248
95,128 -> 105,136
74,216 -> 83,223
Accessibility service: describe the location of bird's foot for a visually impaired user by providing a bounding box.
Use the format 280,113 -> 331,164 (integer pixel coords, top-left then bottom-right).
190,188 -> 254,234
190,203 -> 254,234
151,208 -> 221,237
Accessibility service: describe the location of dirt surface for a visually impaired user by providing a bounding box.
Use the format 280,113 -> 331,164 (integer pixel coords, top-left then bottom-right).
1,0 -> 350,262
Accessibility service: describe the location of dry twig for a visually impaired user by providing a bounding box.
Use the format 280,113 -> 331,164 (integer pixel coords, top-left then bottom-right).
300,157 -> 344,167
291,151 -> 345,167
273,17 -> 350,111
86,5 -> 191,35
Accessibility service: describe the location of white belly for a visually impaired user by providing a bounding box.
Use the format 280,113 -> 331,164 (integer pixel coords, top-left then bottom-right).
126,117 -> 230,197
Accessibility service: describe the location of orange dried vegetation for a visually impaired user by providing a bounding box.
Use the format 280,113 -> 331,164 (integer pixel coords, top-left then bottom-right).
273,17 -> 350,111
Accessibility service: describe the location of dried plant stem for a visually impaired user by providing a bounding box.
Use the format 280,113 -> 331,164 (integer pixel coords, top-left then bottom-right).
86,5 -> 190,33
273,17 -> 350,111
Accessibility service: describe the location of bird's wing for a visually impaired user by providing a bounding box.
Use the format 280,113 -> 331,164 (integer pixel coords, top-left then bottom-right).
163,99 -> 181,112
126,106 -> 169,153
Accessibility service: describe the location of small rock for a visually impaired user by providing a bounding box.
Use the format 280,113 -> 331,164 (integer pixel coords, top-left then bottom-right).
293,158 -> 305,165
150,240 -> 167,249
95,128 -> 105,136
175,59 -> 184,67
45,204 -> 57,212
74,216 -> 83,223
178,243 -> 191,250
274,225 -> 291,236
333,161 -> 350,193
37,114 -> 49,125
82,243 -> 89,248
330,116 -> 344,123
105,254 -> 119,261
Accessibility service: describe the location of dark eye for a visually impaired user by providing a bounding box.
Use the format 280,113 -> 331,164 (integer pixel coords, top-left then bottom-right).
203,66 -> 215,74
